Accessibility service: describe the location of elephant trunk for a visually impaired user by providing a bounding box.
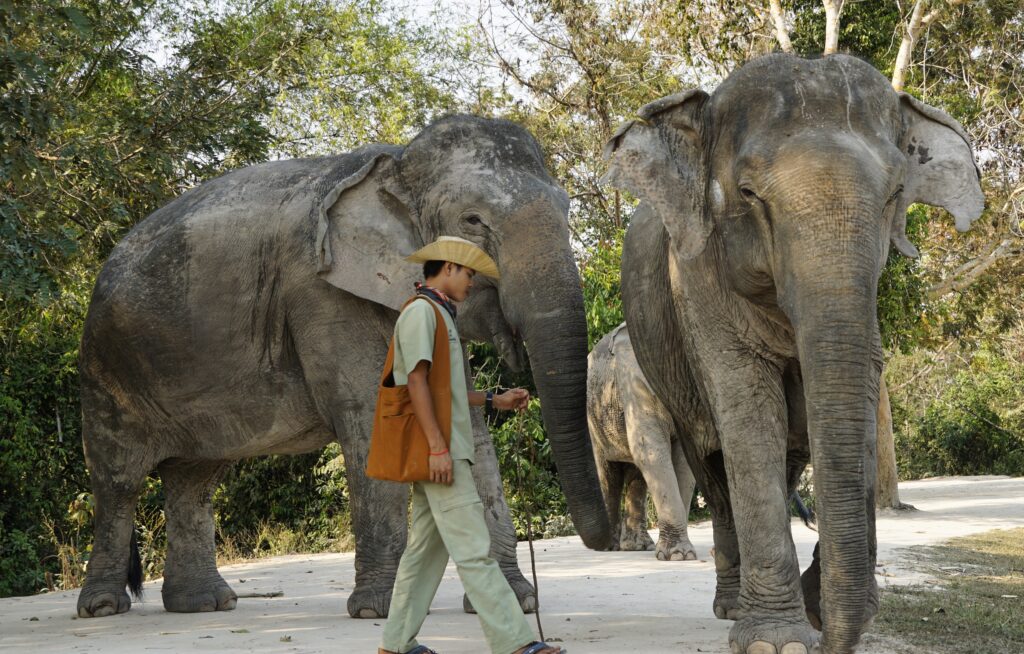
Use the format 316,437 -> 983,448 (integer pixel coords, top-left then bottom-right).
501,232 -> 613,551
523,304 -> 612,549
790,263 -> 877,654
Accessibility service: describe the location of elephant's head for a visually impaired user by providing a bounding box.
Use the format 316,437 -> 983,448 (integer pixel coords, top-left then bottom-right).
605,54 -> 983,651
315,115 -> 612,550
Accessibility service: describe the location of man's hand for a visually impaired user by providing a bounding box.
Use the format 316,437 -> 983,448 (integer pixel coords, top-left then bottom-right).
494,388 -> 530,412
429,451 -> 453,485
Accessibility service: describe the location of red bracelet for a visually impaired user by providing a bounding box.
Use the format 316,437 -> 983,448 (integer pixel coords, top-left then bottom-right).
429,449 -> 449,456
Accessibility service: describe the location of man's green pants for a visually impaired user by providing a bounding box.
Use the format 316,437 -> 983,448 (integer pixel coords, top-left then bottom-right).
380,460 -> 536,654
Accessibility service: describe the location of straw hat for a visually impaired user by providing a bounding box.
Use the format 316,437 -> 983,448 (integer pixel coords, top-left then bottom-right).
405,236 -> 500,280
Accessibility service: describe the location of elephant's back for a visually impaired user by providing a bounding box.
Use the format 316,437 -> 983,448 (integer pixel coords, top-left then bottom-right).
81,147 -> 398,384
98,147 -> 396,283
587,325 -> 629,454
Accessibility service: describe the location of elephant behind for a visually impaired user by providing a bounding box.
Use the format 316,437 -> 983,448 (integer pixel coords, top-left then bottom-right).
77,115 -> 611,620
587,323 -> 697,560
605,54 -> 983,654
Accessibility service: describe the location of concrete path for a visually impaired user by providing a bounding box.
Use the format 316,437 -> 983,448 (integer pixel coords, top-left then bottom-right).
2,476 -> 1022,653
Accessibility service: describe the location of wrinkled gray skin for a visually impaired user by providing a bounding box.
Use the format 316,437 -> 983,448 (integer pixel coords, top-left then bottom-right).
77,115 -> 612,620
605,54 -> 983,654
587,324 -> 697,560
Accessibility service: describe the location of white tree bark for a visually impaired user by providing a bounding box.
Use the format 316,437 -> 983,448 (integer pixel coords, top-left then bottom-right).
768,0 -> 794,53
822,0 -> 844,55
928,239 -> 1024,298
892,0 -> 970,91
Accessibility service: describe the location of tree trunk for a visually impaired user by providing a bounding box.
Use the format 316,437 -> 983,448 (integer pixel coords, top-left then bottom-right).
822,0 -> 844,55
892,1 -> 969,91
874,372 -> 912,509
769,0 -> 795,53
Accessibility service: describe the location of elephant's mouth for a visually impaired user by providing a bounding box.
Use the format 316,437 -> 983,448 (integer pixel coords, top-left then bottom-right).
494,326 -> 527,372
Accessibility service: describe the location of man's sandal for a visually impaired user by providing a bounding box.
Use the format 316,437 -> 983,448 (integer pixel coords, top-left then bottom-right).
405,647 -> 439,654
520,642 -> 566,654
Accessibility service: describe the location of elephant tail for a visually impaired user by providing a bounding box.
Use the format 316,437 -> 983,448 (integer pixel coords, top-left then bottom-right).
127,529 -> 144,599
790,490 -> 817,531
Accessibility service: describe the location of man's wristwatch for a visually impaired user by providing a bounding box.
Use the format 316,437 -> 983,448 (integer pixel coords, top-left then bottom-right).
485,391 -> 494,415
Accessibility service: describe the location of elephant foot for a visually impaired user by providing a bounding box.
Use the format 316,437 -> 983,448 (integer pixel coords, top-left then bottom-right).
347,585 -> 392,618
162,578 -> 237,613
728,616 -> 819,654
618,524 -> 655,552
656,536 -> 698,561
77,586 -> 132,618
714,573 -> 742,620
714,593 -> 742,621
464,570 -> 536,614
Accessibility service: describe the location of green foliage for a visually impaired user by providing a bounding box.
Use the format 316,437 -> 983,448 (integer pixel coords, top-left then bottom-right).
491,403 -> 573,540
214,445 -> 352,554
0,273 -> 91,596
789,0 -> 901,67
893,341 -> 1024,479
877,205 -> 932,353
580,232 -> 625,349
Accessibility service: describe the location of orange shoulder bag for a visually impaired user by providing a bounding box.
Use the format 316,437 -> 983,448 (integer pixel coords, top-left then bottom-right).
366,297 -> 452,482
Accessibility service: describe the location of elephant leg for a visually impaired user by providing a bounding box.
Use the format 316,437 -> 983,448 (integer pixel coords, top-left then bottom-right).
712,370 -> 817,654
159,459 -> 236,613
624,398 -> 696,561
77,389 -> 150,618
619,466 -> 655,551
286,297 -> 409,619
700,451 -> 742,620
76,471 -> 146,617
464,406 -> 536,614
595,457 -> 626,550
338,409 -> 410,619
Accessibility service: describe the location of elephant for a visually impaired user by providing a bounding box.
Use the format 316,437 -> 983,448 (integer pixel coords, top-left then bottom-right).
603,54 -> 983,654
76,114 -> 612,620
587,323 -> 698,560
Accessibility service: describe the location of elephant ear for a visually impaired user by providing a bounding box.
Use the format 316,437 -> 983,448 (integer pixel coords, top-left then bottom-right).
602,89 -> 711,262
316,152 -> 422,311
893,93 -> 985,258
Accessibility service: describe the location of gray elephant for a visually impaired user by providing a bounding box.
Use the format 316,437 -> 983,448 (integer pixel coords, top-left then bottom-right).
587,323 -> 697,560
604,54 -> 983,654
76,115 -> 612,620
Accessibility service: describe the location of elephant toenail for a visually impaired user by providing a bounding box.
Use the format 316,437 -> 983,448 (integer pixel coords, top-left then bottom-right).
781,644 -> 809,654
747,641 -> 777,654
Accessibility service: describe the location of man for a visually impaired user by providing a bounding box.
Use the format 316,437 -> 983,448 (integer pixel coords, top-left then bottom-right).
378,236 -> 564,654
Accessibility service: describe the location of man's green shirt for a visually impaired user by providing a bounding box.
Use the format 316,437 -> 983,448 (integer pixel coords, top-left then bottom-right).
392,297 -> 475,463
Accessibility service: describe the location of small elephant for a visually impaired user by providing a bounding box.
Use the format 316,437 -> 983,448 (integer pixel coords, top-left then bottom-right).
605,54 -> 983,654
587,324 -> 697,560
76,115 -> 612,620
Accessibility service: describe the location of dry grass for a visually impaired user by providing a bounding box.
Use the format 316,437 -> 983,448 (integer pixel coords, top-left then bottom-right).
216,519 -> 355,567
873,527 -> 1024,654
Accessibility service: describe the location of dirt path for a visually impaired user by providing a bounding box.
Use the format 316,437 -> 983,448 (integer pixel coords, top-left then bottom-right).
2,476 -> 1022,653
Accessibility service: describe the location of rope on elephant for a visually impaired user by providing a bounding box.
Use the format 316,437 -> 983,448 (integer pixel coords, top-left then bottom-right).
511,412 -> 545,642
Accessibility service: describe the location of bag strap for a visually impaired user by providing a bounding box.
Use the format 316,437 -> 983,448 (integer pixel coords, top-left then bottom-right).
378,295 -> 447,386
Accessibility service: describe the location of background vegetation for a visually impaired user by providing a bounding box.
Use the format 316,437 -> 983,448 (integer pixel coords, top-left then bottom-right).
2,0 -> 1021,596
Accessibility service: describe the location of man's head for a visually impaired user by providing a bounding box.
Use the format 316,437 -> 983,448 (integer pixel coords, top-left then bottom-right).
423,260 -> 476,302
406,236 -> 499,302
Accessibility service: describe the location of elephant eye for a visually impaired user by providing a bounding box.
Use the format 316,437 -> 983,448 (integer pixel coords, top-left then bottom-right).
464,213 -> 483,226
887,186 -> 904,205
739,186 -> 760,202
